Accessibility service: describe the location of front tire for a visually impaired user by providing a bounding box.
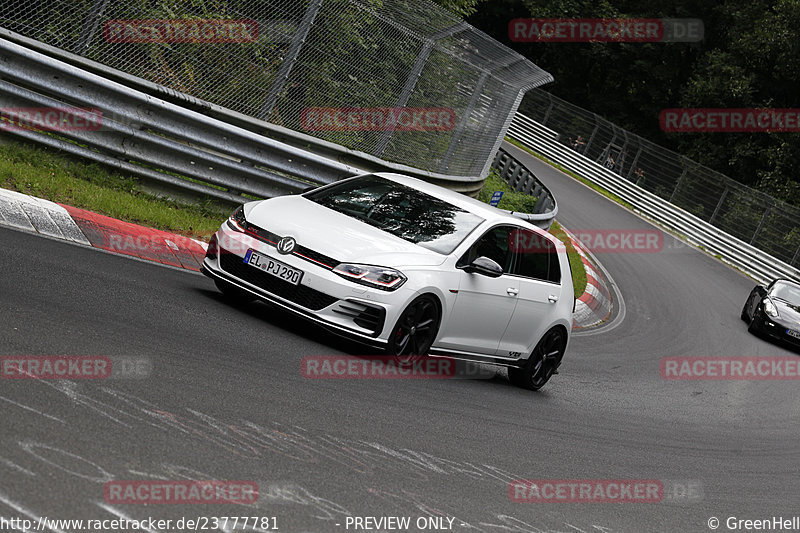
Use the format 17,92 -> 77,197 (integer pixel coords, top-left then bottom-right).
386,295 -> 441,361
741,295 -> 752,322
747,312 -> 762,335
509,327 -> 566,391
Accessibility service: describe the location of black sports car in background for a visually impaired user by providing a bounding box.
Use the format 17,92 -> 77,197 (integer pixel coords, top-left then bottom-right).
742,278 -> 800,349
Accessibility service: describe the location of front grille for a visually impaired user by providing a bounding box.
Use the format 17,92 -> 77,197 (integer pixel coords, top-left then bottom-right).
293,245 -> 337,270
245,223 -> 338,270
219,250 -> 338,311
332,300 -> 386,336
245,225 -> 279,245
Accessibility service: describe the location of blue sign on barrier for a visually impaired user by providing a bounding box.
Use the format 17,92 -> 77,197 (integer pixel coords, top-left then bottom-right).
489,191 -> 504,207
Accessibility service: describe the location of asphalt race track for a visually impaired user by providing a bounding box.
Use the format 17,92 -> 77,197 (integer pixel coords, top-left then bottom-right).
1,150 -> 799,533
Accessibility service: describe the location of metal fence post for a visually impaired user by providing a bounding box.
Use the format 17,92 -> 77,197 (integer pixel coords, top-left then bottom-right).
373,21 -> 469,157
478,88 -> 527,177
540,92 -> 554,127
709,186 -> 729,225
73,0 -> 109,55
626,145 -> 642,181
597,129 -> 617,166
582,118 -> 600,156
670,164 -> 688,203
257,0 -> 323,120
617,130 -> 629,174
750,203 -> 773,246
438,70 -> 489,172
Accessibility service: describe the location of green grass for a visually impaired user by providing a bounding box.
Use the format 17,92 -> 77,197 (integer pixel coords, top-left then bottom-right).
549,220 -> 588,299
0,136 -> 230,240
477,172 -> 587,299
505,137 -> 633,210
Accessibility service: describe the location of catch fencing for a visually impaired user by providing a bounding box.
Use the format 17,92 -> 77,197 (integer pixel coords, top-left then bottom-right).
519,89 -> 800,271
507,112 -> 800,283
0,0 -> 551,179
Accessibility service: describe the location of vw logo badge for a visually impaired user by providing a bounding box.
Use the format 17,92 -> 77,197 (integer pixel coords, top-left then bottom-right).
277,236 -> 296,255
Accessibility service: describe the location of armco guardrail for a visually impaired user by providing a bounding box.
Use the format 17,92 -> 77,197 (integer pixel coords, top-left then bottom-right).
0,34 -> 505,197
0,37 -> 361,204
491,147 -> 557,230
507,113 -> 800,284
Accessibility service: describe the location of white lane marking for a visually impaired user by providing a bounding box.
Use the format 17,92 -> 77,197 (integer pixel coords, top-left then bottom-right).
0,488 -> 68,533
0,456 -> 37,476
0,395 -> 66,424
18,441 -> 115,483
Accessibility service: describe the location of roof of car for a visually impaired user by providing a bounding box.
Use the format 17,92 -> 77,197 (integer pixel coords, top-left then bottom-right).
373,172 -> 542,230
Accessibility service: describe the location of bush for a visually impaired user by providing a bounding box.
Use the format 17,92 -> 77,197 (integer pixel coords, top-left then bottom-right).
477,171 -> 539,213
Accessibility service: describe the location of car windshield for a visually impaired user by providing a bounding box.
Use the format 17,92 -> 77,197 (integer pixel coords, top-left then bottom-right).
770,281 -> 800,303
305,175 -> 484,254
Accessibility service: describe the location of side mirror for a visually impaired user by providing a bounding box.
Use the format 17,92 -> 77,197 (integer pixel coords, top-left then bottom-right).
464,256 -> 503,278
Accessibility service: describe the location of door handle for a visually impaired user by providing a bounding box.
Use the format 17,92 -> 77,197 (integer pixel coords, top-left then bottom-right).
548,294 -> 559,303
507,287 -> 519,296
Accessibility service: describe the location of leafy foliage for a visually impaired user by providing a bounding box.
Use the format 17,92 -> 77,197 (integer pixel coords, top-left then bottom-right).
469,0 -> 800,207
477,171 -> 540,213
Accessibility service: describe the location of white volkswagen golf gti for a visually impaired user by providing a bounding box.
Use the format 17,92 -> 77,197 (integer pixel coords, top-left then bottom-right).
202,172 -> 574,390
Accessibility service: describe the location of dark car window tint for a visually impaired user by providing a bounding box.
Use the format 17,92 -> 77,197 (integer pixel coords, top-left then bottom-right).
306,175 -> 484,255
509,228 -> 561,284
457,226 -> 516,273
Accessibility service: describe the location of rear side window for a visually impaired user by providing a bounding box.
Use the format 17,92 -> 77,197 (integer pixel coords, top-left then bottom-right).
509,228 -> 561,284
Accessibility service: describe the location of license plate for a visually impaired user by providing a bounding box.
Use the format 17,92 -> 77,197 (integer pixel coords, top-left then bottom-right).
244,249 -> 303,286
787,329 -> 800,339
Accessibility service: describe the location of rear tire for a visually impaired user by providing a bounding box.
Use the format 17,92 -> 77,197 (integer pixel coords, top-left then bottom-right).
509,327 -> 566,391
214,278 -> 254,304
740,303 -> 750,322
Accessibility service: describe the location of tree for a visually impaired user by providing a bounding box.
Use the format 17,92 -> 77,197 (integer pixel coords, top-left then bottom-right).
467,0 -> 800,206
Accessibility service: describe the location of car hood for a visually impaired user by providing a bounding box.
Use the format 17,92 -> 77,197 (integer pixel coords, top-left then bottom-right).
773,298 -> 800,326
245,196 -> 448,267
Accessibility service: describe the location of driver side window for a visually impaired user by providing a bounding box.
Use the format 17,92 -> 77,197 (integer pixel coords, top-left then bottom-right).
457,226 -> 516,273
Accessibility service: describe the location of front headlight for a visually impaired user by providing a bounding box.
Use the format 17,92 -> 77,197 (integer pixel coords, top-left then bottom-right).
227,205 -> 248,233
333,263 -> 407,291
763,298 -> 779,318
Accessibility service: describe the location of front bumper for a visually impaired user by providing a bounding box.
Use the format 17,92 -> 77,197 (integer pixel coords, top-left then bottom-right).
754,311 -> 800,348
203,225 -> 413,346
